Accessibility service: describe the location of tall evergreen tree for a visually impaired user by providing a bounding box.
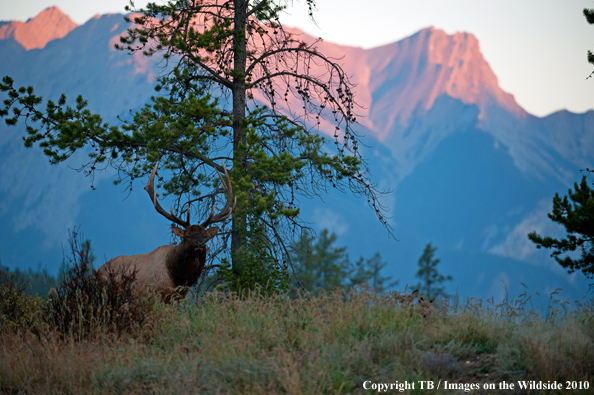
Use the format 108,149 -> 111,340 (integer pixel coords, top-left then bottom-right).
528,176 -> 594,278
413,242 -> 452,298
0,1 -> 391,291
349,253 -> 398,290
290,230 -> 351,293
290,229 -> 397,294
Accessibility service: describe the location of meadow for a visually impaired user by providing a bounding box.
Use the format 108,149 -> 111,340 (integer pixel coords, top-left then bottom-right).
1,268 -> 593,394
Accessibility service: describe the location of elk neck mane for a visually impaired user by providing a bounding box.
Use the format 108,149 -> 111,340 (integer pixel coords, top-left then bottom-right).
166,240 -> 207,288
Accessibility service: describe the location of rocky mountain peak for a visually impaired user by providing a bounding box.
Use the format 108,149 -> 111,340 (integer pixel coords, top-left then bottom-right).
365,27 -> 526,138
0,7 -> 78,50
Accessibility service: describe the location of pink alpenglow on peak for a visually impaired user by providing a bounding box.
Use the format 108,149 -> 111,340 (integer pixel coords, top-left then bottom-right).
365,27 -> 526,139
0,14 -> 530,147
252,26 -> 526,142
0,7 -> 78,50
422,28 -> 525,119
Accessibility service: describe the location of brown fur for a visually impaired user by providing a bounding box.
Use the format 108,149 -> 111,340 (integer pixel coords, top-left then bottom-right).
97,226 -> 218,302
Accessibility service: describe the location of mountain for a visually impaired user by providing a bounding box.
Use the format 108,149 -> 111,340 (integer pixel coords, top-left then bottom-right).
0,7 -> 78,50
1,8 -> 592,304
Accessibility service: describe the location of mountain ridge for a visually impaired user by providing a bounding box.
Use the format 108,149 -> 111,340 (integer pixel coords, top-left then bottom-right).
0,7 -> 77,50
267,25 -> 594,184
364,27 -> 526,138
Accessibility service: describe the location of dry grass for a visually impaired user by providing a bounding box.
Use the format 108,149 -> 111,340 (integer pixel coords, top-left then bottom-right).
1,288 -> 593,394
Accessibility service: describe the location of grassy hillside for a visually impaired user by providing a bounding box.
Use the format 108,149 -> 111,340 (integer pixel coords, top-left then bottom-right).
1,284 -> 593,394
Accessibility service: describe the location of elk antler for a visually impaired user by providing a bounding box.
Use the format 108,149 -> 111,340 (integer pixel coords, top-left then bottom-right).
201,160 -> 237,227
144,161 -> 190,228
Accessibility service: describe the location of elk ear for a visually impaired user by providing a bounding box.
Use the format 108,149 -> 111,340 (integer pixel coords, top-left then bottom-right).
204,227 -> 219,239
171,226 -> 185,238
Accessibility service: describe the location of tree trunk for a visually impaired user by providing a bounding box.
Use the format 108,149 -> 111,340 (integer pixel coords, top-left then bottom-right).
231,0 -> 248,269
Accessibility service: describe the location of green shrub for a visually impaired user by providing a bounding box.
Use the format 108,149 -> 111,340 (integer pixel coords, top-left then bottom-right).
216,223 -> 290,296
44,229 -> 153,339
0,268 -> 44,333
45,262 -> 151,338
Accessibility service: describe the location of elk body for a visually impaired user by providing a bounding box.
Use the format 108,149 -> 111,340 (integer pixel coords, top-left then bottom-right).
98,162 -> 235,302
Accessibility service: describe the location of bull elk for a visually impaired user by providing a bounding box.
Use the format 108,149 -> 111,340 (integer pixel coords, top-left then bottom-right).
98,161 -> 236,301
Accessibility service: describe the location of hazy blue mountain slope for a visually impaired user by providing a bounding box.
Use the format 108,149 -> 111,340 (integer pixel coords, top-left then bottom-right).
2,14 -> 158,119
0,13 -> 161,272
292,97 -> 589,302
386,114 -> 584,300
394,126 -> 554,251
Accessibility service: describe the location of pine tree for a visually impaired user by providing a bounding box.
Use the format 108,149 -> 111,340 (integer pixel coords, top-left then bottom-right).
413,242 -> 452,298
349,253 -> 398,290
0,1 -> 392,292
290,229 -> 397,294
290,230 -> 351,293
528,176 -> 594,278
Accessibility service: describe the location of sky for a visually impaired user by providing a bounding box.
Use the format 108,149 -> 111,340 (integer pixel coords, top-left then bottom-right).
1,0 -> 594,118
